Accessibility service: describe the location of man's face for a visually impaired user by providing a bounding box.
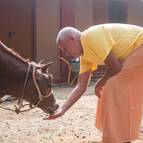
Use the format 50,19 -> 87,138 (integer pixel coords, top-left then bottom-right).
59,38 -> 81,59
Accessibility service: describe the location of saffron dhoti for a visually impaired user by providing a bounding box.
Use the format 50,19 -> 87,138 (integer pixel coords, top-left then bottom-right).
96,45 -> 143,143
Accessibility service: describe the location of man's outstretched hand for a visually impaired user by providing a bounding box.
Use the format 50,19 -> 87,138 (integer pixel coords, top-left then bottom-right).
44,108 -> 65,120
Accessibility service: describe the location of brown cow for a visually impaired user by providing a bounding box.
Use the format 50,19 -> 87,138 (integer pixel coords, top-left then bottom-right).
0,41 -> 58,114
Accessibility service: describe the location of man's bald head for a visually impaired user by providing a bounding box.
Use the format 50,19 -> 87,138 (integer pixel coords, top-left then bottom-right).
56,27 -> 82,58
56,27 -> 81,45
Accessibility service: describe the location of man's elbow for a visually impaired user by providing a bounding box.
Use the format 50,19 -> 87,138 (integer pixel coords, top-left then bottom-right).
115,63 -> 122,73
111,64 -> 122,76
114,67 -> 121,74
77,84 -> 87,93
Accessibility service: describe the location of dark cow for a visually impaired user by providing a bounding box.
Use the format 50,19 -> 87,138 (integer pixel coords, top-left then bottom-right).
0,41 -> 58,114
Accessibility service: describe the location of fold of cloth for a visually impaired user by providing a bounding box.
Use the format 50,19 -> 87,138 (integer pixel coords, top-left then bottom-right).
96,44 -> 143,143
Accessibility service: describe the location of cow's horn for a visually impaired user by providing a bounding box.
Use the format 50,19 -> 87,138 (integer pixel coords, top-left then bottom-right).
38,59 -> 45,65
41,62 -> 54,73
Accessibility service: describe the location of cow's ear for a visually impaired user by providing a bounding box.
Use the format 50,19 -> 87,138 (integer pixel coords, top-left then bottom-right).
41,62 -> 53,73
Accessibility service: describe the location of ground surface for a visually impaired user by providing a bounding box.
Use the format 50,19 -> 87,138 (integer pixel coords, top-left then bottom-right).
0,84 -> 143,143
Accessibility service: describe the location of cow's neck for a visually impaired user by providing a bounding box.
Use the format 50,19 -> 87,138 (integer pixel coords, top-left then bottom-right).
0,42 -> 29,79
0,42 -> 31,97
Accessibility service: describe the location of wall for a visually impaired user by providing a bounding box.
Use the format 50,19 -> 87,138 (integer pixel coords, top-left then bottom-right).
35,0 -> 60,79
94,0 -> 109,24
128,0 -> 143,26
74,0 -> 94,31
74,0 -> 109,30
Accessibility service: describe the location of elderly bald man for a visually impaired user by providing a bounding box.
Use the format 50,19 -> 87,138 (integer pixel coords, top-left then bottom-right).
48,23 -> 143,143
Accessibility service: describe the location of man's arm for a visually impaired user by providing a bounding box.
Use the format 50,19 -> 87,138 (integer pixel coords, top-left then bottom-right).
95,51 -> 122,97
102,50 -> 122,82
61,70 -> 91,113
47,70 -> 91,119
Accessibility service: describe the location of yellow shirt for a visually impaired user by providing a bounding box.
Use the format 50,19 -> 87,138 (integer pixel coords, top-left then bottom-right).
80,23 -> 143,74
